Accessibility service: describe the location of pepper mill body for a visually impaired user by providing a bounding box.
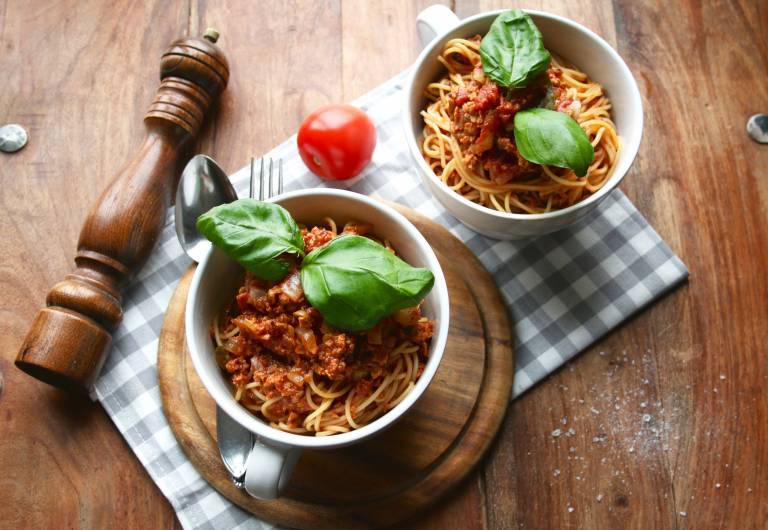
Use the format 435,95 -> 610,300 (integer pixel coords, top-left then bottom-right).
15,31 -> 229,393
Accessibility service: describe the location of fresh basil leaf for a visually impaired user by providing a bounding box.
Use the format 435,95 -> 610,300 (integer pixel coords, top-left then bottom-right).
300,235 -> 434,331
196,199 -> 305,282
480,10 -> 551,88
513,108 -> 594,177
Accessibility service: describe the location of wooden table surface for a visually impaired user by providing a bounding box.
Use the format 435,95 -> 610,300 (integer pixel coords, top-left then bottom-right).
1,0 -> 766,528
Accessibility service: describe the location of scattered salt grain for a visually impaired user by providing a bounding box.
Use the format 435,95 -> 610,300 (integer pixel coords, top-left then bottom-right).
568,506 -> 575,513
551,429 -> 562,438
719,374 -> 726,380
596,494 -> 604,502
590,407 -> 600,415
629,447 -> 635,453
640,401 -> 647,408
715,483 -> 721,489
553,469 -> 561,476
642,414 -> 652,423
679,511 -> 687,517
567,428 -> 576,437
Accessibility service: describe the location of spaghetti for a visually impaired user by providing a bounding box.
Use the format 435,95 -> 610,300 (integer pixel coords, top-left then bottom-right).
212,220 -> 433,436
420,36 -> 620,214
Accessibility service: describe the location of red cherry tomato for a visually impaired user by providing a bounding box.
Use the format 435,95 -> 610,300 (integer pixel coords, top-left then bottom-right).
297,104 -> 376,181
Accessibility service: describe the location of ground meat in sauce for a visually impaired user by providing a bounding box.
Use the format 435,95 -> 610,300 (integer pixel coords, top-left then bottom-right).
302,226 -> 334,253
215,223 -> 434,429
448,36 -> 573,185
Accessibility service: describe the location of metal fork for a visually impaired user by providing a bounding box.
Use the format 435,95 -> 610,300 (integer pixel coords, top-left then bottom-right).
216,157 -> 284,491
249,157 -> 283,200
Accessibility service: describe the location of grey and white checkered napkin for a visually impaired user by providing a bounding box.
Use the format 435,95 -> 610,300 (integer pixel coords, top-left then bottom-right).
92,69 -> 688,529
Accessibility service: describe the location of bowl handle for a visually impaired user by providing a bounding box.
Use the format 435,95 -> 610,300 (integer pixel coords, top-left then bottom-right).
243,439 -> 301,499
416,4 -> 460,49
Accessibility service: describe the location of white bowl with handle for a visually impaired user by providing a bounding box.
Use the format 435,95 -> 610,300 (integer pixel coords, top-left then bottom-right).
403,5 -> 644,239
185,188 -> 450,499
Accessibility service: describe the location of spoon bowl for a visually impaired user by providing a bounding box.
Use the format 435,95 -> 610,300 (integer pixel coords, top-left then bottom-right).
174,154 -> 238,263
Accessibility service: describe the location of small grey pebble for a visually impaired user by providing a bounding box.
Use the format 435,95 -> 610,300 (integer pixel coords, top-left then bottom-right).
0,123 -> 28,153
747,114 -> 768,144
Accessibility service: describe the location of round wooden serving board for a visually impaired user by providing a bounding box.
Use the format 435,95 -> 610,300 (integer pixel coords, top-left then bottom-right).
158,204 -> 514,529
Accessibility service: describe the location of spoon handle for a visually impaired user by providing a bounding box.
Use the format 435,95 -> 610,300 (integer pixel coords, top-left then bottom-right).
15,31 -> 229,393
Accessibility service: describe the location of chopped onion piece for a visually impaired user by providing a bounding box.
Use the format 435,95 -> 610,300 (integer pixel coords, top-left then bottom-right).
281,271 -> 303,301
249,287 -> 266,302
288,370 -> 305,385
296,326 -> 318,354
393,307 -> 420,326
250,355 -> 265,372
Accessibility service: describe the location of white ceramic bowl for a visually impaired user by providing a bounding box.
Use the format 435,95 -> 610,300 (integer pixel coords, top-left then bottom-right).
403,6 -> 644,239
186,188 -> 450,498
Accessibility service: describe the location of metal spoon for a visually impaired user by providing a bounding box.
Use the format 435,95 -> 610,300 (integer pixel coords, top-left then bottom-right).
174,154 -> 238,263
173,154 -> 253,488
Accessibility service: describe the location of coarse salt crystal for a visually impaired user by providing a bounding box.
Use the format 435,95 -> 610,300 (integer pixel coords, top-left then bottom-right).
643,414 -> 652,423
568,506 -> 575,513
553,469 -> 561,476
596,494 -> 604,502
679,511 -> 687,517
551,429 -> 562,438
567,428 -> 576,436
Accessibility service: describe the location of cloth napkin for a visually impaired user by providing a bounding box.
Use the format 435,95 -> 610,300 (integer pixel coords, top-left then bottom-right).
92,69 -> 688,529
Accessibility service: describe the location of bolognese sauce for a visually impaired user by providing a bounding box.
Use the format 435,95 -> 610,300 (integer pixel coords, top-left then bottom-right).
212,221 -> 435,436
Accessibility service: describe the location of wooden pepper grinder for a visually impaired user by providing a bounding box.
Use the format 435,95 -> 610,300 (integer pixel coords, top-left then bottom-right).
15,29 -> 229,393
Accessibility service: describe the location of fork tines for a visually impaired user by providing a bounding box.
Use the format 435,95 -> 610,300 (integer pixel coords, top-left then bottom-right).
249,157 -> 283,200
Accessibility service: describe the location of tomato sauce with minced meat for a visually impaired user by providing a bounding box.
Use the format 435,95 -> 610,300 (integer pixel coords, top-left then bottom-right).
214,223 -> 434,427
449,35 -> 578,185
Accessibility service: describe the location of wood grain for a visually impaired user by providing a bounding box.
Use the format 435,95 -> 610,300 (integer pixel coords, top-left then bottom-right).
1,0 -> 767,528
15,31 -> 228,392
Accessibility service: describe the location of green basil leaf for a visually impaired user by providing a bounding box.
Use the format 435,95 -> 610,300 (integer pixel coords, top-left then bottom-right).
196,199 -> 305,282
513,108 -> 594,177
480,10 -> 551,88
300,235 -> 435,331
